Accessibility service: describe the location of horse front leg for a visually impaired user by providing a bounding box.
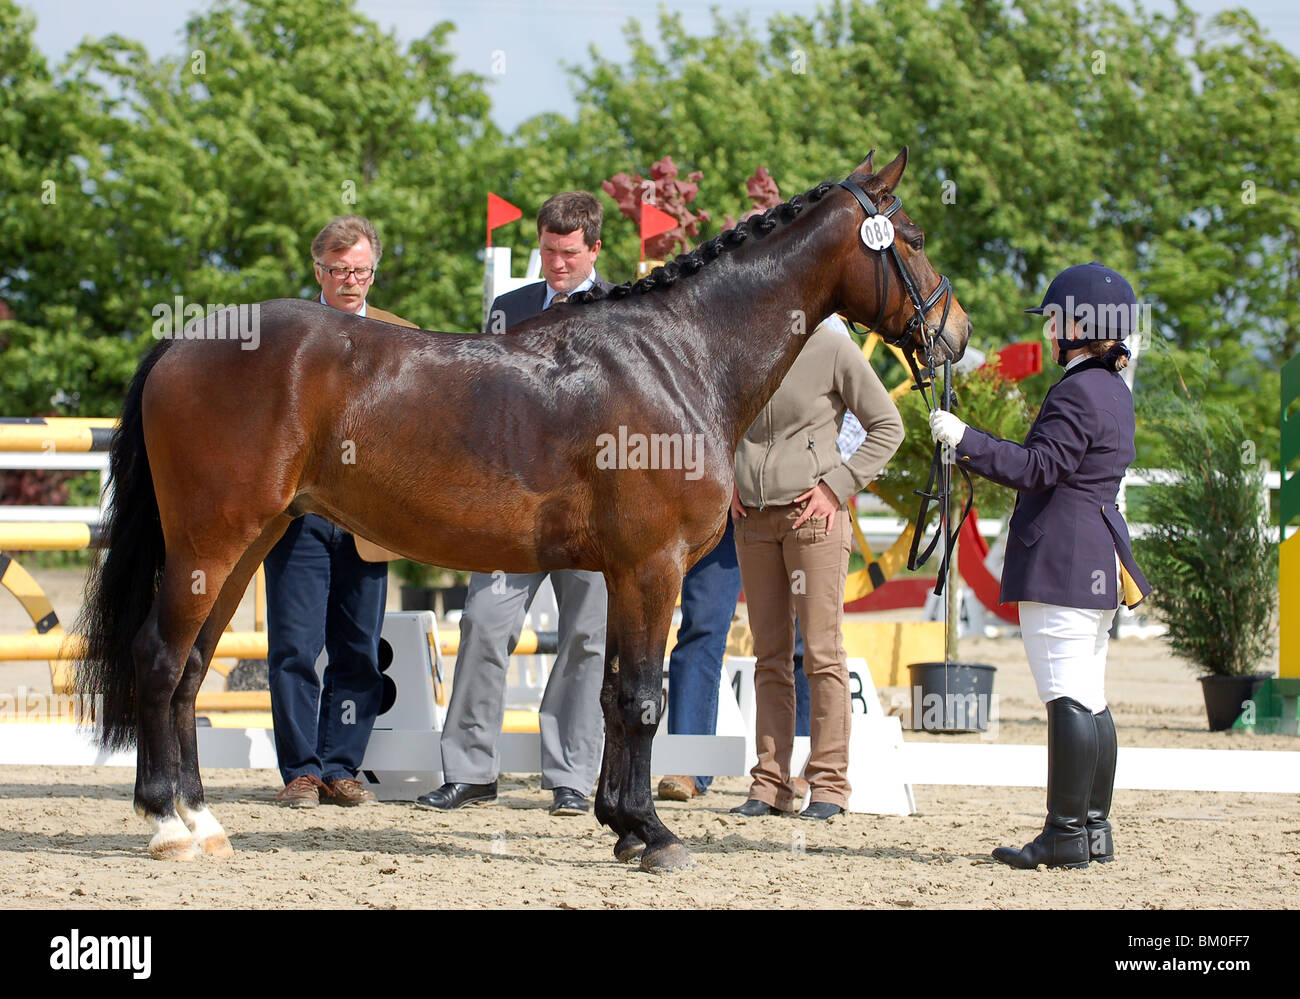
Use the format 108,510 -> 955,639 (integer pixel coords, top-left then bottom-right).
593,630 -> 645,862
607,563 -> 694,874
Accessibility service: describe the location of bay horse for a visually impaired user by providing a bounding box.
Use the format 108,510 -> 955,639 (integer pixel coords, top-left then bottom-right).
75,148 -> 970,872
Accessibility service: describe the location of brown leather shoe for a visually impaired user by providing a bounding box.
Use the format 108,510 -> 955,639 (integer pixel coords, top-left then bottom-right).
323,777 -> 377,806
657,775 -> 701,801
276,774 -> 325,808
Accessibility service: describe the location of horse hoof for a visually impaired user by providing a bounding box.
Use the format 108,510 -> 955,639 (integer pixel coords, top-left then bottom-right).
614,834 -> 645,863
200,833 -> 234,859
640,842 -> 696,874
148,837 -> 199,862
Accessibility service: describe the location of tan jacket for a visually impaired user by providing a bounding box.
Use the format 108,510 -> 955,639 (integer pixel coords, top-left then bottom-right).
734,322 -> 904,509
366,305 -> 417,329
352,302 -> 417,562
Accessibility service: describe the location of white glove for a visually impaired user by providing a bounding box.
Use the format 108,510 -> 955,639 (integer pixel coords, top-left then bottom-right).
929,410 -> 968,448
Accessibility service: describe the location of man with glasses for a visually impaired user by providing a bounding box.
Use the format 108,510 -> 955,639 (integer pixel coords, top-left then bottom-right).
268,215 -> 416,808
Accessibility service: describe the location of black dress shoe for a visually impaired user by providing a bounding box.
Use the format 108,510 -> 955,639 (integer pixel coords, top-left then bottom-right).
549,787 -> 590,816
800,802 -> 843,821
730,798 -> 781,817
415,781 -> 497,811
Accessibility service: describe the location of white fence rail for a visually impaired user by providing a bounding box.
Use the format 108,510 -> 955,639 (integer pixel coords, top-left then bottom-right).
1,444 -> 1289,543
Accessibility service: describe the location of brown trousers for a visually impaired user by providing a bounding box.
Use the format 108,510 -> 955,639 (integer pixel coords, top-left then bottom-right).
734,503 -> 852,809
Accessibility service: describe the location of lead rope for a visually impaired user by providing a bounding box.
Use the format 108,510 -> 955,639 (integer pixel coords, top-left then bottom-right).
849,321 -> 972,702
844,319 -> 974,603
902,343 -> 974,599
903,338 -> 972,698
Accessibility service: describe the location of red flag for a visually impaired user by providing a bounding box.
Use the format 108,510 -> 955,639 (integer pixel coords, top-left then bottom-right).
989,341 -> 1042,382
640,202 -> 677,243
486,192 -> 522,247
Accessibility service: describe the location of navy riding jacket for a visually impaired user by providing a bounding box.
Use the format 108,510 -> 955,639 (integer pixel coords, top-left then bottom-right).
954,357 -> 1151,610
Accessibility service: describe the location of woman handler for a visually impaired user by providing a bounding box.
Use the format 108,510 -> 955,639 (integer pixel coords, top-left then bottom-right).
929,262 -> 1150,869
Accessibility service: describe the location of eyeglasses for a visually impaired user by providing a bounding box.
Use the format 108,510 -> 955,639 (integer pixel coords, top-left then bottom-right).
316,263 -> 374,281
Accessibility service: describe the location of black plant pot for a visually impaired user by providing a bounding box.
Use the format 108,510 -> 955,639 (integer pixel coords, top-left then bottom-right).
399,585 -> 439,612
398,584 -> 469,615
441,585 -> 469,613
1198,673 -> 1271,731
907,661 -> 997,733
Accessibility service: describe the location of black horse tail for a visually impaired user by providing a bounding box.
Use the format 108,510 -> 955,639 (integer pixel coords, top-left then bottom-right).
74,339 -> 174,750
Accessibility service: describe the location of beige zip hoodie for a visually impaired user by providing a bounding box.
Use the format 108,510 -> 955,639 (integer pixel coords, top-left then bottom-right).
734,322 -> 904,509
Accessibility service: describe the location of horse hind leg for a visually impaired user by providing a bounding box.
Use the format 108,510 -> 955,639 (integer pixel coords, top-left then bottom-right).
132,564 -> 220,861
171,630 -> 234,860
172,643 -> 232,859
134,515 -> 280,860
174,516 -> 292,859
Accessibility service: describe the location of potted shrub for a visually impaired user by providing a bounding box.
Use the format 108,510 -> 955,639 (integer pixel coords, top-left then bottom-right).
870,350 -> 1033,731
393,559 -> 438,611
1129,356 -> 1276,731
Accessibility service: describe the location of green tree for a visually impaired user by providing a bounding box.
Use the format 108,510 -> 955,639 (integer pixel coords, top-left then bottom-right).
567,0 -> 1297,462
3,0 -> 1296,467
0,2 -> 142,413
0,0 -> 501,418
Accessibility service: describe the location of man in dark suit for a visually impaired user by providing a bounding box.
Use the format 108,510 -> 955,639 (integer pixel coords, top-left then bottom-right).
418,192 -> 614,816
269,215 -> 416,809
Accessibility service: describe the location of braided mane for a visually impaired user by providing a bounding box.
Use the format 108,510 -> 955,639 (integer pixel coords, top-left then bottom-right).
569,181 -> 839,304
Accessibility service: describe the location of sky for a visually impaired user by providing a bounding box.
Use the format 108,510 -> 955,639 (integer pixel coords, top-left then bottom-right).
23,0 -> 1300,132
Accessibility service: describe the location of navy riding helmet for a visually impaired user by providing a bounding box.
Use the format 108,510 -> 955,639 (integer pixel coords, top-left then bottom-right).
1026,262 -> 1137,367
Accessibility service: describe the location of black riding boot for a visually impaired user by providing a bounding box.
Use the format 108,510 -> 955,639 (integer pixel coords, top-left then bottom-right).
993,697 -> 1095,870
1086,706 -> 1117,862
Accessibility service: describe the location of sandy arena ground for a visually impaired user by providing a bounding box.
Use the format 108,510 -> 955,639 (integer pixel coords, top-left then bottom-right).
0,569 -> 1294,909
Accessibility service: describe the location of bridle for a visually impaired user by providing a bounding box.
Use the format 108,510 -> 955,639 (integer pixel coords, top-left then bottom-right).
837,179 -> 954,350
837,178 -> 972,598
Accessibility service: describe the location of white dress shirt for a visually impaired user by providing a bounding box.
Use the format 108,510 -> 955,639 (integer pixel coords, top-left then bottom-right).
543,273 -> 595,310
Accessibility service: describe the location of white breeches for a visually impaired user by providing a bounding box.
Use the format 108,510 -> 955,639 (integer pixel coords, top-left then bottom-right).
1018,602 -> 1117,713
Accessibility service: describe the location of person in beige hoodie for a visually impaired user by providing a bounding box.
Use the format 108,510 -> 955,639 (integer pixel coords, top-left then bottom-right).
730,317 -> 904,819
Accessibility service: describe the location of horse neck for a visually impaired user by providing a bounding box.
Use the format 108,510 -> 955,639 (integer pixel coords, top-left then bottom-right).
675,203 -> 852,447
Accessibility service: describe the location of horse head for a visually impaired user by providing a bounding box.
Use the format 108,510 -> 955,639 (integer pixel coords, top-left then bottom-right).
834,148 -> 971,364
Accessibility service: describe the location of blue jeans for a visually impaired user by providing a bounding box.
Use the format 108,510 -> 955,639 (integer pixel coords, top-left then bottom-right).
667,517 -> 809,793
264,514 -> 388,784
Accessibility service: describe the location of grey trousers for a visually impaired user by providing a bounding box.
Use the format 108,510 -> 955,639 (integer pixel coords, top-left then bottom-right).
439,569 -> 607,793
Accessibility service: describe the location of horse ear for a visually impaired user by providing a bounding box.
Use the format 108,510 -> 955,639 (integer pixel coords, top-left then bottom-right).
852,149 -> 875,176
875,147 -> 909,193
